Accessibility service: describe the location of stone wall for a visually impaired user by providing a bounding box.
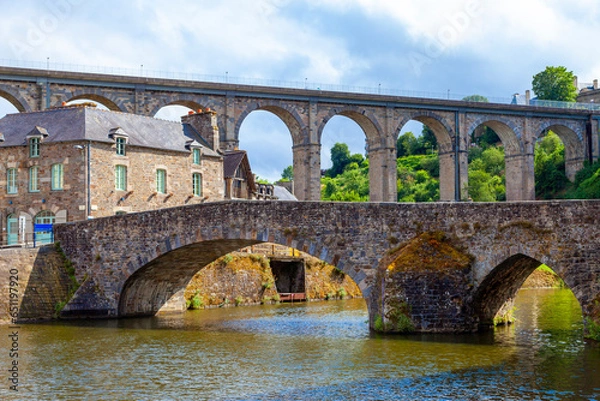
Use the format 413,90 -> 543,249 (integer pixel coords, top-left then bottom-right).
89,142 -> 223,217
0,246 -> 71,323
0,141 -> 87,243
53,200 -> 600,335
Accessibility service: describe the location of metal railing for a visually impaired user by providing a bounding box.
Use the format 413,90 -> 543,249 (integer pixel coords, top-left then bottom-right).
0,232 -> 54,249
1,58 -> 600,111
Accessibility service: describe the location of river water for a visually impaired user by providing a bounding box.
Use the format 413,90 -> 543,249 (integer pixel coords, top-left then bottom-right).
3,288 -> 600,400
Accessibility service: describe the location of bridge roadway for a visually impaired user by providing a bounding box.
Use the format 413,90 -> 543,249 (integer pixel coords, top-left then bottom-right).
53,199 -> 600,334
1,66 -> 599,203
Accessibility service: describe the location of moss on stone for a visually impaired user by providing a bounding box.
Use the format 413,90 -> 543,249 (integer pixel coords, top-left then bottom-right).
385,232 -> 473,274
53,242 -> 82,317
587,295 -> 600,341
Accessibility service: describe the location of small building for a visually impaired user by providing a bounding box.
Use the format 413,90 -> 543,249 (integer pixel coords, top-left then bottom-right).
223,150 -> 256,199
0,106 -> 224,246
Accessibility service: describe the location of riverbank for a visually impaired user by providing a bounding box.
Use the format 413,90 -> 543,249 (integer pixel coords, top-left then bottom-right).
183,248 -> 362,309
521,265 -> 565,289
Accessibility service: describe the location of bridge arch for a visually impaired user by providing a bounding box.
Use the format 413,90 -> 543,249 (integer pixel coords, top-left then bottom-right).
467,117 -> 530,201
317,106 -> 382,145
149,94 -> 219,118
318,107 -> 386,201
118,234 -> 365,317
0,86 -> 31,113
235,102 -> 306,146
467,117 -> 523,155
472,253 -> 585,328
536,121 -> 585,182
396,112 -> 455,201
66,93 -> 123,112
396,111 -> 454,154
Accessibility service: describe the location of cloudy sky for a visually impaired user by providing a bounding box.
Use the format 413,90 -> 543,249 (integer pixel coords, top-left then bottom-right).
1,0 -> 598,181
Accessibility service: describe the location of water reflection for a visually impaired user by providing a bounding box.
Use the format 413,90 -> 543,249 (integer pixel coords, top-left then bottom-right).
1,290 -> 599,400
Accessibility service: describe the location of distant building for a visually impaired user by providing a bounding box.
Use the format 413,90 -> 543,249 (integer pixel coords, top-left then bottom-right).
0,106 -> 224,245
578,79 -> 600,103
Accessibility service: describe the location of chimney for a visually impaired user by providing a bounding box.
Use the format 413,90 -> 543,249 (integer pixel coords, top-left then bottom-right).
181,109 -> 220,151
525,90 -> 531,105
574,75 -> 579,89
594,79 -> 598,90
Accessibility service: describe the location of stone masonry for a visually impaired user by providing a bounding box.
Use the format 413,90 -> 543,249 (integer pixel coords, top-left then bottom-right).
50,200 -> 600,335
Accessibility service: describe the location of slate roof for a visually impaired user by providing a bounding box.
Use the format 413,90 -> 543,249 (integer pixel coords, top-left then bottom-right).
223,150 -> 247,178
223,149 -> 256,191
0,106 -> 220,157
273,185 -> 297,201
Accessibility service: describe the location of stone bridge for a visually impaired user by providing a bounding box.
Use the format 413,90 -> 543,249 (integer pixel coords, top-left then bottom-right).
53,200 -> 600,334
1,66 -> 599,202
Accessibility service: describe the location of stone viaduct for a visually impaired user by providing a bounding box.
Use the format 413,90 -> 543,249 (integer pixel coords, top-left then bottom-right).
53,200 -> 600,334
1,66 -> 599,203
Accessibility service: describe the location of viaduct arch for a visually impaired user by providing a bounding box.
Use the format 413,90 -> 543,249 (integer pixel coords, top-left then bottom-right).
54,200 -> 600,335
1,66 -> 599,202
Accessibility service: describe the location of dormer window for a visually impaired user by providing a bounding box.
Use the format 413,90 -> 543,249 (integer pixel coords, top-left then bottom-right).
109,127 -> 129,156
26,126 -> 49,158
29,137 -> 40,157
116,137 -> 126,156
186,140 -> 202,165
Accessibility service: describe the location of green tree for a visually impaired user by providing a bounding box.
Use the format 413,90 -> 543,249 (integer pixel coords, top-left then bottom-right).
532,66 -> 577,102
328,143 -> 351,177
397,132 -> 419,157
327,143 -> 364,177
396,126 -> 438,158
420,126 -> 438,154
462,94 -> 489,103
534,131 -> 568,199
467,132 -> 506,201
571,166 -> 600,198
281,165 -> 293,181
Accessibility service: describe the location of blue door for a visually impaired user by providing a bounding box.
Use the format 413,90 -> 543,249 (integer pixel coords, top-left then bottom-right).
34,211 -> 55,245
7,215 -> 18,245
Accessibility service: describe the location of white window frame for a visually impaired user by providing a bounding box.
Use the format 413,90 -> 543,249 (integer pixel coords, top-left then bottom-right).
29,166 -> 40,192
156,169 -> 167,194
51,163 -> 64,190
29,137 -> 40,158
115,165 -> 127,191
6,168 -> 17,194
193,148 -> 201,165
193,173 -> 202,197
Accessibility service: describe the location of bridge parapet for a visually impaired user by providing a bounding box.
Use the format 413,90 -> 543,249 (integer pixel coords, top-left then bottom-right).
53,200 -> 600,336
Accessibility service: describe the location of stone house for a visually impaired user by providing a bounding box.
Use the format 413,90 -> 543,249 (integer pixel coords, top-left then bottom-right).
223,149 -> 256,199
0,105 -> 225,246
